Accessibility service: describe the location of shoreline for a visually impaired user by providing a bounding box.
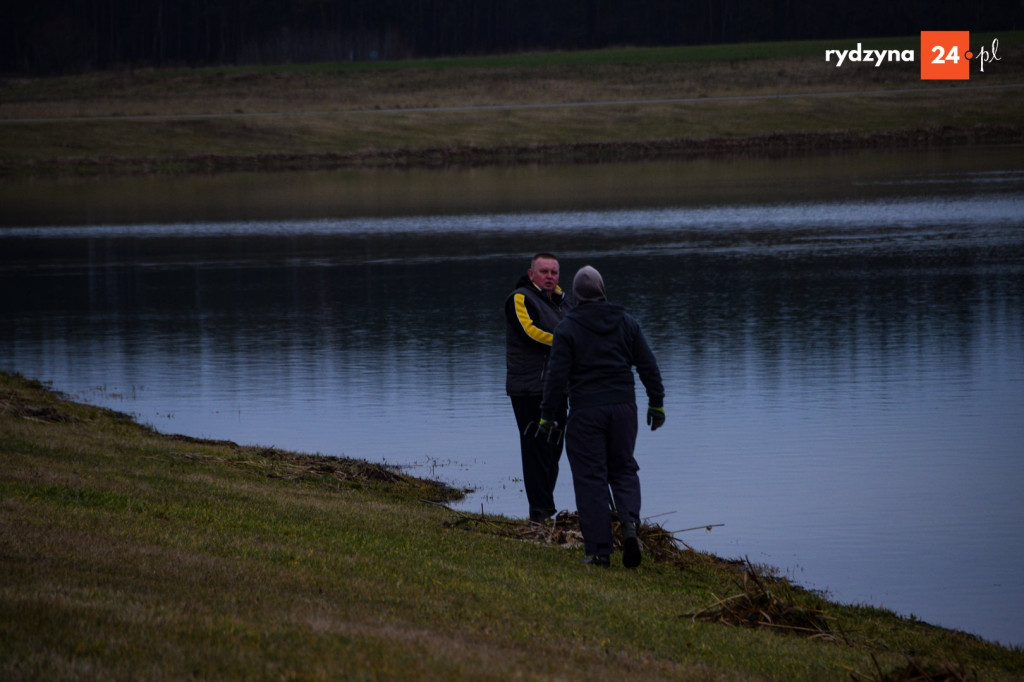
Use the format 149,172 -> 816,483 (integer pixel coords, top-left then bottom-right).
4,346 -> 1024,677
6,123 -> 1023,178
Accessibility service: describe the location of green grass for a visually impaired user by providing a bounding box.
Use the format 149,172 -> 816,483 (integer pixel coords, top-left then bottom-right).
1,33 -> 1022,176
2,370 -> 1023,680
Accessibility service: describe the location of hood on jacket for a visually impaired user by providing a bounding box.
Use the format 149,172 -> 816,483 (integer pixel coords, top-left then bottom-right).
567,300 -> 625,335
572,265 -> 606,303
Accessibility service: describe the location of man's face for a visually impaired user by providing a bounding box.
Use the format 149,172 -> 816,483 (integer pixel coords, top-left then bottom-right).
528,257 -> 559,293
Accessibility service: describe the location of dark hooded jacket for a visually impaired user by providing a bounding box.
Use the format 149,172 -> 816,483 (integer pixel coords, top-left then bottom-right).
540,300 -> 664,418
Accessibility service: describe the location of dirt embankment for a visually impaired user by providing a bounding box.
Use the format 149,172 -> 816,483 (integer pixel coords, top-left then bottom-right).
10,123 -> 1022,176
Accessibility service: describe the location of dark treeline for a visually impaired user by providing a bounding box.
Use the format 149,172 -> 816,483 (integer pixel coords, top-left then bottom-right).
2,0 -> 1021,75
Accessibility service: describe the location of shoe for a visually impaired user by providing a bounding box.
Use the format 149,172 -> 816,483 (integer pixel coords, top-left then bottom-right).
622,522 -> 641,568
581,555 -> 610,568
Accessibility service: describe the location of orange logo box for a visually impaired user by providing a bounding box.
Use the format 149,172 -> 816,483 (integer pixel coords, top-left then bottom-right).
921,31 -> 971,80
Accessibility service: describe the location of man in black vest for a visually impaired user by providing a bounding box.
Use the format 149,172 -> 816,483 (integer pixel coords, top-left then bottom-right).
505,253 -> 572,523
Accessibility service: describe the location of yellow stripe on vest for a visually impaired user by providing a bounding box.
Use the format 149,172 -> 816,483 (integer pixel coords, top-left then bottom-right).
514,292 -> 553,346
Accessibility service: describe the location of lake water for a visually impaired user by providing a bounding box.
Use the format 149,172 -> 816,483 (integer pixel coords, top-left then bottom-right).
2,147 -> 1022,647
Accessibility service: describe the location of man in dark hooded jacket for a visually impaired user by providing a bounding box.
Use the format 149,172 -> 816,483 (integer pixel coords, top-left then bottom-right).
539,265 -> 665,568
505,253 -> 572,523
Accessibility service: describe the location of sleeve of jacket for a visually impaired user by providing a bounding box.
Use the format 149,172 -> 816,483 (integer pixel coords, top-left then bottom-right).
506,292 -> 554,347
540,324 -> 572,419
630,321 -> 665,408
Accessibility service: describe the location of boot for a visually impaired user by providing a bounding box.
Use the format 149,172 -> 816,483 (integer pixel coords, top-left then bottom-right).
621,521 -> 641,568
581,554 -> 610,568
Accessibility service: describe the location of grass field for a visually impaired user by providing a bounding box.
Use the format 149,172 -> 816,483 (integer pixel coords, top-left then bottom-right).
3,370 -> 1024,680
1,34 -> 1022,175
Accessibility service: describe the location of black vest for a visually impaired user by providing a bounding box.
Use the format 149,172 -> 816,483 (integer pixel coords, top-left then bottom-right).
505,283 -> 570,396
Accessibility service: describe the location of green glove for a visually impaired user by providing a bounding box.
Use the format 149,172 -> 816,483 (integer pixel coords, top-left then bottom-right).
646,406 -> 665,431
537,418 -> 553,436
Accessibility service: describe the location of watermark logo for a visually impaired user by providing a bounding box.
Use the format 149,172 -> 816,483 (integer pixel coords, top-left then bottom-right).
823,44 -> 914,69
921,31 -> 970,79
824,32 -> 1002,80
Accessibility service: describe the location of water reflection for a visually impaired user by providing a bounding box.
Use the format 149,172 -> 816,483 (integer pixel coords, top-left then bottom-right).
2,151 -> 1023,647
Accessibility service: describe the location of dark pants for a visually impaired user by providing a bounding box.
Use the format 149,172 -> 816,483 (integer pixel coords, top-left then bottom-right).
511,394 -> 566,521
565,402 -> 641,557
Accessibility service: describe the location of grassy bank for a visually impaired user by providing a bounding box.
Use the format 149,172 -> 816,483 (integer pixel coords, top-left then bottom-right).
2,370 -> 1023,680
2,34 -> 1023,175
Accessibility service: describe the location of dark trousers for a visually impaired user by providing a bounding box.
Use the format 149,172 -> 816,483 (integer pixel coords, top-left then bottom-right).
510,394 -> 566,521
565,402 -> 641,557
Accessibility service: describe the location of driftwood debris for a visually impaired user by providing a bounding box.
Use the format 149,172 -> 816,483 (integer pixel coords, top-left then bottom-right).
441,506 -> 729,570
681,556 -> 837,640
